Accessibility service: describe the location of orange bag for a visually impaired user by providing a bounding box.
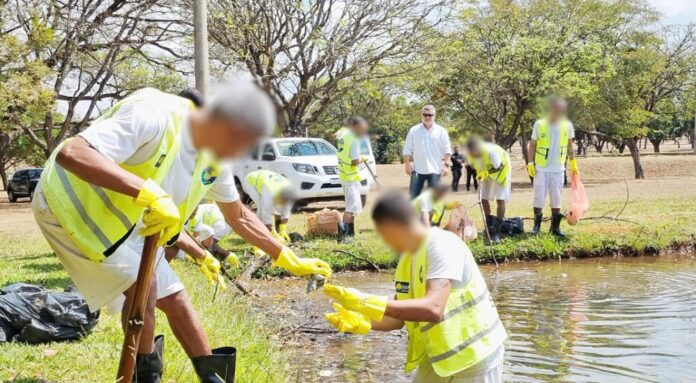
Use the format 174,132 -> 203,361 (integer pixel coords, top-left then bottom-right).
567,173 -> 589,225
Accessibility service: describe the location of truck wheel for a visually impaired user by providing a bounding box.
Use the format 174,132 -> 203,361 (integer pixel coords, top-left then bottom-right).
8,189 -> 17,202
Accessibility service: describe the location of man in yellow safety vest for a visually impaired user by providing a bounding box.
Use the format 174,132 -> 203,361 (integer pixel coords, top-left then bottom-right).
527,97 -> 579,238
336,116 -> 369,240
323,190 -> 506,382
465,137 -> 511,244
32,82 -> 331,382
412,182 -> 461,227
243,169 -> 296,246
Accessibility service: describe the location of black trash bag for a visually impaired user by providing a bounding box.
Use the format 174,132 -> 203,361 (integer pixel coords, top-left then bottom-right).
500,217 -> 524,236
0,283 -> 99,344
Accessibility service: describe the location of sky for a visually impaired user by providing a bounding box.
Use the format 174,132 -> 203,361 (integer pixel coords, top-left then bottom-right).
649,0 -> 696,25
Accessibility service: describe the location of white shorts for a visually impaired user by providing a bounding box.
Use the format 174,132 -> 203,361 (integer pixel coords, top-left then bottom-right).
412,359 -> 503,383
195,221 -> 231,242
32,184 -> 184,312
533,171 -> 564,209
342,181 -> 363,214
480,170 -> 511,202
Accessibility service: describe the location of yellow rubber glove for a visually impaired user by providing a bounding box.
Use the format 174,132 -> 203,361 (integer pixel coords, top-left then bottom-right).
278,223 -> 291,243
527,163 -> 536,177
360,156 -> 370,164
252,246 -> 266,257
568,158 -> 579,175
476,170 -> 489,180
325,303 -> 371,335
135,179 -> 180,246
272,247 -> 332,278
196,251 -> 226,291
322,283 -> 386,322
271,229 -> 287,245
444,201 -> 461,210
224,252 -> 240,268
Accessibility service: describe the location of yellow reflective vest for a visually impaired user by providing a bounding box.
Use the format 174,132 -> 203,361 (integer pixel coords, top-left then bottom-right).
189,204 -> 224,231
394,230 -> 507,377
412,190 -> 445,226
336,130 -> 362,182
467,143 -> 509,186
40,91 -> 217,262
534,118 -> 571,168
246,170 -> 291,198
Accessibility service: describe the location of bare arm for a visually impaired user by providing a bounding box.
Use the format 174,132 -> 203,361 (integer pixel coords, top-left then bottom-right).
218,199 -> 283,259
371,315 -> 405,331
527,139 -> 537,164
56,136 -> 144,197
567,139 -> 575,160
173,231 -> 207,261
383,279 -> 452,323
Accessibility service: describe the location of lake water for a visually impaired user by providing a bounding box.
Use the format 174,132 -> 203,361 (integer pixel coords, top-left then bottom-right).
252,254 -> 696,382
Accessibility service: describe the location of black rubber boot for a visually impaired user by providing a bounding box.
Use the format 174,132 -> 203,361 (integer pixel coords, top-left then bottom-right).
550,213 -> 566,239
134,335 -> 164,383
348,223 -> 356,237
530,213 -> 543,236
337,223 -> 346,243
485,215 -> 501,244
192,347 -> 237,383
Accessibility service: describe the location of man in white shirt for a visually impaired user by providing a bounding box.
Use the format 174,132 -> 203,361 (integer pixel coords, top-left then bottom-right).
527,97 -> 580,238
33,83 -> 331,382
403,105 -> 452,199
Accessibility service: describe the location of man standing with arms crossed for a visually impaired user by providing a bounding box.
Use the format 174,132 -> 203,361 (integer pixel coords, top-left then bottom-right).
527,97 -> 580,238
403,105 -> 452,199
32,83 -> 331,382
336,116 -> 369,241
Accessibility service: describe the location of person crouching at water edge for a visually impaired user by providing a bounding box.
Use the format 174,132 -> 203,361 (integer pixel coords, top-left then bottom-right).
465,137 -> 511,244
242,169 -> 297,253
412,182 -> 461,227
322,190 -> 507,383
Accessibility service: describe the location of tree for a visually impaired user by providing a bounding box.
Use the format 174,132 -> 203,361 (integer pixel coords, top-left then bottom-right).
208,0 -> 450,136
5,0 -> 188,158
430,0 -> 646,159
0,13 -> 53,187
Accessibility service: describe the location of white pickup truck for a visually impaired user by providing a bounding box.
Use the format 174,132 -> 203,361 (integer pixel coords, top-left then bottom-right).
232,137 -> 376,209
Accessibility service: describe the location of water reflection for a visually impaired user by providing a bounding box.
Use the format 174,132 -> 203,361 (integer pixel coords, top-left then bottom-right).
259,255 -> 696,382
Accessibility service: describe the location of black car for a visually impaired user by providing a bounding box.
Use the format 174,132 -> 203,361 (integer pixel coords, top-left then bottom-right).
7,168 -> 43,202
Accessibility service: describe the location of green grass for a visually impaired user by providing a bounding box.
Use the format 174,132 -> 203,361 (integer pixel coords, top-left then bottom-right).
221,195 -> 696,272
0,233 -> 288,383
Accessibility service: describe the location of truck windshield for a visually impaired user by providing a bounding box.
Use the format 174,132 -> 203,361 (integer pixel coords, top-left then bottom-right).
277,140 -> 337,156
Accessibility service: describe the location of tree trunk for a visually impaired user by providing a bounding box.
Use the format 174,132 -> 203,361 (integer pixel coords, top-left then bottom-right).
519,134 -> 529,164
649,138 -> 661,153
0,169 -> 6,191
625,138 -> 645,179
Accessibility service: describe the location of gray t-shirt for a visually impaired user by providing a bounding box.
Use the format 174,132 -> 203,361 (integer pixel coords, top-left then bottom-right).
424,227 -> 504,377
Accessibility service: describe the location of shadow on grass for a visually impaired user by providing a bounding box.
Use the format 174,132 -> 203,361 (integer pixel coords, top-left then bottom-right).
4,276 -> 72,290
22,262 -> 64,273
7,379 -> 55,383
3,253 -> 55,261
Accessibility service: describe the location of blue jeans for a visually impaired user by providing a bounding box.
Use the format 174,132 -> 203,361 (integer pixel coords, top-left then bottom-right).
409,172 -> 441,199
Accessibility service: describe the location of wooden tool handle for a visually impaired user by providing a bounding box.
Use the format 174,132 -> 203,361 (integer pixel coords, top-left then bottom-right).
116,233 -> 160,383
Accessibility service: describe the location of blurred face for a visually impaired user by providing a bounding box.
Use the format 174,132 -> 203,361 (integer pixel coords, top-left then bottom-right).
353,121 -> 369,136
421,109 -> 436,126
549,100 -> 568,121
468,146 -> 482,158
376,220 -> 412,254
198,113 -> 264,159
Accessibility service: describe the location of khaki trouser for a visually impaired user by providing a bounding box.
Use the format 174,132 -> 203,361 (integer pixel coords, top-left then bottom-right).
412,359 -> 503,383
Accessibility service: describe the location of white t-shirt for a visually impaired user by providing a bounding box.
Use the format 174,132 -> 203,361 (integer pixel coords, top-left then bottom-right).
531,120 -> 575,173
258,185 -> 292,225
78,88 -> 239,206
423,227 -> 504,376
403,123 -> 452,175
473,149 -> 502,172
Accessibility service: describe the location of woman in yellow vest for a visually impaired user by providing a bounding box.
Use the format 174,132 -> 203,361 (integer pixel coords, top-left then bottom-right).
32,83 -> 331,382
413,182 -> 461,227
527,97 -> 580,238
336,116 -> 369,240
465,137 -> 511,244
323,191 -> 507,383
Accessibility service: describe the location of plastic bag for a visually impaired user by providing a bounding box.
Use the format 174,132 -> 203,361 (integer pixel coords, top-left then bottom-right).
567,173 -> 589,225
445,205 -> 478,242
0,283 -> 99,344
500,217 -> 524,236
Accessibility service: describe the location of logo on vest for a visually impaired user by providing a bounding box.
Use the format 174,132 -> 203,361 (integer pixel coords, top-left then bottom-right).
395,281 -> 410,294
201,166 -> 218,185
